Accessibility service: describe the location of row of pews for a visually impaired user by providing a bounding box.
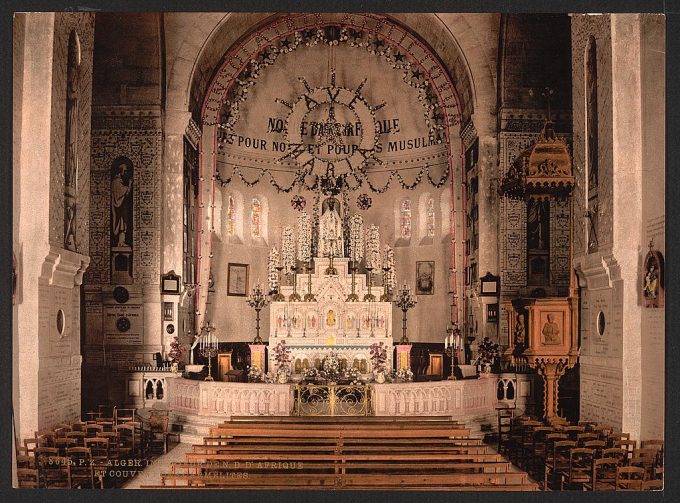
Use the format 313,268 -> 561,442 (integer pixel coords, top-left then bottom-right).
143,416 -> 538,491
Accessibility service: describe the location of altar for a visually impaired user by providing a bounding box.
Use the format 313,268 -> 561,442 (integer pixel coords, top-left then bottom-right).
269,257 -> 393,374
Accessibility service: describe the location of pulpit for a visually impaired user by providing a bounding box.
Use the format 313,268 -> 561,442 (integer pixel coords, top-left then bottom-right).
504,297 -> 578,423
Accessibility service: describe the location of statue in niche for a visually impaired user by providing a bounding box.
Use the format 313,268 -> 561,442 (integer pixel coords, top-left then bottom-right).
318,197 -> 344,258
541,314 -> 561,345
326,310 -> 336,328
111,158 -> 133,247
64,31 -> 80,251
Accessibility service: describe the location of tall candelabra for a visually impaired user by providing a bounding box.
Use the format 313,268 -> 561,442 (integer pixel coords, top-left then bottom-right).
289,265 -> 302,302
247,283 -> 269,344
199,321 -> 218,381
394,284 -> 417,344
364,267 -> 376,302
272,266 -> 285,301
444,324 -> 463,380
303,260 -> 316,302
380,264 -> 393,302
346,261 -> 360,302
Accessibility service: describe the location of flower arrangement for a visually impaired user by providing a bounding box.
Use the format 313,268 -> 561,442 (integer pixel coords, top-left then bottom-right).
273,340 -> 292,373
303,367 -> 320,382
281,226 -> 296,273
247,365 -> 263,382
349,214 -> 364,262
167,336 -> 184,363
477,337 -> 500,365
296,211 -> 311,263
267,245 -> 281,294
369,342 -> 388,374
394,368 -> 414,382
365,225 -> 382,269
343,366 -> 362,385
321,353 -> 341,382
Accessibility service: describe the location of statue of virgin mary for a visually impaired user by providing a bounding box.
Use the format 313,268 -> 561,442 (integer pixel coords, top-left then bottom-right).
318,197 -> 344,258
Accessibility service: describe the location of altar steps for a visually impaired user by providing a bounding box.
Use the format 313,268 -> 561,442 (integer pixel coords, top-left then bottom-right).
142,417 -> 538,491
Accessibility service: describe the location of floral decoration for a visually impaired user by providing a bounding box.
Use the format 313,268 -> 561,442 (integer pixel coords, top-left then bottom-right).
369,342 -> 388,374
281,226 -> 296,273
349,214 -> 364,262
477,337 -> 500,365
267,245 -> 281,294
291,195 -> 306,211
357,193 -> 372,210
296,211 -> 311,263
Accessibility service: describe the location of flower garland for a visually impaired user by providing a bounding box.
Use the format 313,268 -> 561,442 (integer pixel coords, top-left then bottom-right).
349,214 -> 364,263
365,225 -> 382,269
267,245 -> 281,293
296,211 -> 311,263
281,226 -> 296,273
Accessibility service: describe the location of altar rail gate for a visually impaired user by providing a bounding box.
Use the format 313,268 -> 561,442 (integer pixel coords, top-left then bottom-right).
292,384 -> 372,416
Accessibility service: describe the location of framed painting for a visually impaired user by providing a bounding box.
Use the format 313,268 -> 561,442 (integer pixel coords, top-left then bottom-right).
227,263 -> 249,296
415,261 -> 434,295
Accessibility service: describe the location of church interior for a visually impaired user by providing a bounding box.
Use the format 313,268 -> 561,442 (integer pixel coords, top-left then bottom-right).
12,11 -> 665,491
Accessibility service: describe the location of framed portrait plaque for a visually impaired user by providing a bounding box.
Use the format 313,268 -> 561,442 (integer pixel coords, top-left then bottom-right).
227,263 -> 249,296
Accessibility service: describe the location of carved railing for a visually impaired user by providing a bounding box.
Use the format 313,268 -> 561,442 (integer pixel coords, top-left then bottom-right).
292,384 -> 371,416
166,377 -> 291,417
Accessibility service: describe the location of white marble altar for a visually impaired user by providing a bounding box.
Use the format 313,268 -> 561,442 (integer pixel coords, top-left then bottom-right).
269,257 -> 394,372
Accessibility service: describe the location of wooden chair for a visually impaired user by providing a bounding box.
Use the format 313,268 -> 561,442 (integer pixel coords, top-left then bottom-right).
586,457 -> 618,491
38,455 -> 71,488
601,447 -> 627,465
642,479 -> 663,491
147,415 -> 170,455
66,430 -> 86,447
66,446 -> 95,488
54,437 -> 78,456
630,449 -> 658,480
615,466 -> 645,491
16,468 -> 39,488
560,447 -> 594,490
590,425 -> 613,440
85,438 -> 109,488
37,431 -> 56,448
613,439 -> 636,461
54,427 -> 70,438
640,439 -> 663,449
576,432 -> 598,445
608,432 -> 630,447
71,421 -> 87,432
497,408 -> 514,454
96,421 -> 115,432
525,427 -> 553,475
97,432 -> 120,459
86,424 -> 104,437
114,407 -> 136,425
34,446 -> 59,474
85,411 -> 103,422
98,404 -> 115,422
115,424 -> 137,458
583,440 -> 606,457
561,425 -> 586,441
544,440 -> 576,490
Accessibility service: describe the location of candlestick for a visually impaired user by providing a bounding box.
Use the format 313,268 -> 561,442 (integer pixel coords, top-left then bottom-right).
394,284 -> 417,344
247,283 -> 269,344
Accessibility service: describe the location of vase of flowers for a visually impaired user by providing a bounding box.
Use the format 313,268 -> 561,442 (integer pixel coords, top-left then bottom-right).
370,342 -> 388,383
476,337 -> 499,376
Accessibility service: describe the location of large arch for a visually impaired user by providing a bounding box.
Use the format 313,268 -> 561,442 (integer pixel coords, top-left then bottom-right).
162,13 -> 499,332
